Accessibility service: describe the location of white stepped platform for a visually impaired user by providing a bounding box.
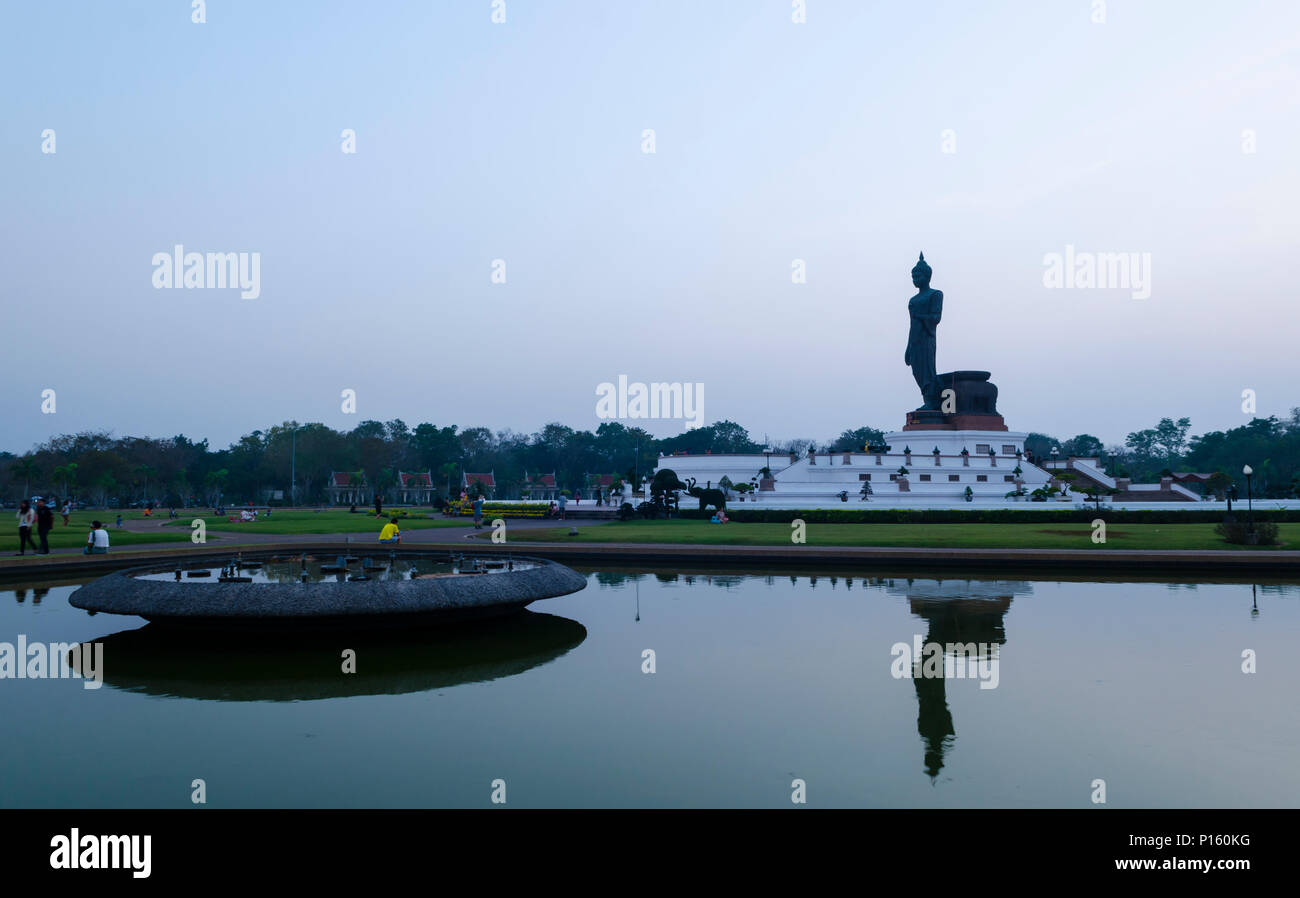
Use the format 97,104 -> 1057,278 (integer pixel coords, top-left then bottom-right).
656,430 -> 1050,503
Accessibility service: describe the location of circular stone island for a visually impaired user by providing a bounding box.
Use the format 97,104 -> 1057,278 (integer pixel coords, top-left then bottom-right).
69,553 -> 588,630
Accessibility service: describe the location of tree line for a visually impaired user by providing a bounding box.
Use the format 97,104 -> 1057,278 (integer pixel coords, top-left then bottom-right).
3,412 -> 1298,507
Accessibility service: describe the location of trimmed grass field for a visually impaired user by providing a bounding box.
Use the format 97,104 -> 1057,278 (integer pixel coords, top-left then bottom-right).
504,519 -> 1300,551
158,509 -> 468,535
8,512 -> 193,552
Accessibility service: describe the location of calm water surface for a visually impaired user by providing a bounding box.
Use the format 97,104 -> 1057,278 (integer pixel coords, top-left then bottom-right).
1,569 -> 1296,808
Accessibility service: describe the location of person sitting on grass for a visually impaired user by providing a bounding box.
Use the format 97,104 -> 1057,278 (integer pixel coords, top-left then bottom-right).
710,510 -> 729,524
83,521 -> 110,555
379,516 -> 401,544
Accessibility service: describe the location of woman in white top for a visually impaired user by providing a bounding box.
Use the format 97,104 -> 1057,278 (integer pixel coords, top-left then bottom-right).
16,501 -> 38,555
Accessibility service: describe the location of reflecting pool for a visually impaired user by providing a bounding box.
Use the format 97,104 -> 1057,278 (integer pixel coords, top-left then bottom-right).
0,569 -> 1295,808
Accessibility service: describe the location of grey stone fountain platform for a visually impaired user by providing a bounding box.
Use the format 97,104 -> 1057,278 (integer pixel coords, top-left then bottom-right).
69,553 -> 588,629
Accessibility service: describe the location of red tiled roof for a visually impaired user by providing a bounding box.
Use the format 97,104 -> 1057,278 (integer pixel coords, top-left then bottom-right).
399,471 -> 432,487
331,472 -> 363,487
526,473 -> 556,487
464,472 -> 495,487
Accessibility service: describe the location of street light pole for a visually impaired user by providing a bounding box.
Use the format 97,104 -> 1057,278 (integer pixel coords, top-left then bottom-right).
290,426 -> 296,508
1243,464 -> 1254,538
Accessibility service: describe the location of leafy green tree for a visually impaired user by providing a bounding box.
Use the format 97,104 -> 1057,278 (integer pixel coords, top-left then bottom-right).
1023,432 -> 1060,460
832,427 -> 885,452
1061,434 -> 1104,458
203,468 -> 229,505
13,456 -> 40,498
1154,417 -> 1192,468
52,462 -> 78,501
656,420 -> 760,455
1205,471 -> 1231,500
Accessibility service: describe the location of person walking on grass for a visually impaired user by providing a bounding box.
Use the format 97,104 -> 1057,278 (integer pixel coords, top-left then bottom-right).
61,500 -> 71,526
35,499 -> 54,555
16,501 -> 38,555
472,495 -> 485,530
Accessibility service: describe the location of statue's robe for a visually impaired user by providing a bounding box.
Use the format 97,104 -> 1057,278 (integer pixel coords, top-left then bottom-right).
905,288 -> 943,408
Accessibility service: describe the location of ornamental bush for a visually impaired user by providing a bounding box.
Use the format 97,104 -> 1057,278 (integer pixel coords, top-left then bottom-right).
1214,519 -> 1279,545
445,501 -> 550,518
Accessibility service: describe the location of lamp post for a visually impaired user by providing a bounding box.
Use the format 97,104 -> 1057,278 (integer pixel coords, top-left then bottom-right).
1051,445 -> 1059,468
289,422 -> 301,508
1243,464 -> 1254,537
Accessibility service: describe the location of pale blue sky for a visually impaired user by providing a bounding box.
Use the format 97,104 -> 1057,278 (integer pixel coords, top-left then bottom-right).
3,0 -> 1298,450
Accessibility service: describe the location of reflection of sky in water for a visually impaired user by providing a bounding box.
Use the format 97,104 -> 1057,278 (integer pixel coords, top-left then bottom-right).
1,572 -> 1297,808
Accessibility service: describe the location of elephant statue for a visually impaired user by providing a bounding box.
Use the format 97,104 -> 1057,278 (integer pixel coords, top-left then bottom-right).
644,468 -> 689,516
685,477 -> 726,511
651,469 -> 690,496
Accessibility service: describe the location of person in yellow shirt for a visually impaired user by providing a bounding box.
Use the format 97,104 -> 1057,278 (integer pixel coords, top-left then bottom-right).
379,517 -> 401,544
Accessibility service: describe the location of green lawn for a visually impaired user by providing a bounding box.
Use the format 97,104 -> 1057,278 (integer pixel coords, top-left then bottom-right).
158,508 -> 468,535
504,519 -> 1300,551
8,512 -> 193,551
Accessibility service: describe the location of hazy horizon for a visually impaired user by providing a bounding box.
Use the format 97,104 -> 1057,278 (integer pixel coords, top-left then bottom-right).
5,1 -> 1298,452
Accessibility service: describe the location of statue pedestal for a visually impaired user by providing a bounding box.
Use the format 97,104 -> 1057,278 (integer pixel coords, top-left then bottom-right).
903,411 -> 1007,431
904,370 -> 1008,431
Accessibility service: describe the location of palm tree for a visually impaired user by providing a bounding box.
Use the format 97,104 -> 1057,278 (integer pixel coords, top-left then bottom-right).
376,467 -> 399,504
53,462 -> 79,502
439,462 -> 458,497
134,464 -> 157,503
95,472 -> 118,508
203,469 -> 229,506
13,456 -> 40,499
